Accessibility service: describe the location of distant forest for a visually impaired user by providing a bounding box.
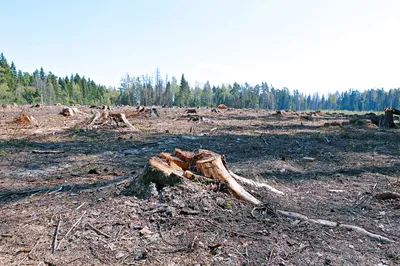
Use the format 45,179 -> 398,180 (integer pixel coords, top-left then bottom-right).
1,52 -> 399,111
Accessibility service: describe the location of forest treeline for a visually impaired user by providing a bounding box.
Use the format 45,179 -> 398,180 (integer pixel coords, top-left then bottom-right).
1,52 -> 399,111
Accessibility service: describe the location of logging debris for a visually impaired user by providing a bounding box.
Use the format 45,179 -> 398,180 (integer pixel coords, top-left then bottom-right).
185,108 -> 197,114
275,210 -> 394,243
60,107 -> 83,116
218,104 -> 228,110
136,106 -> 159,117
14,113 -> 38,126
88,111 -> 140,131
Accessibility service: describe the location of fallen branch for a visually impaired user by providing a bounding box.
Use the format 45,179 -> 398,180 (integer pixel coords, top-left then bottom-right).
328,189 -> 345,193
32,150 -> 64,154
374,192 -> 400,200
75,202 -> 86,211
0,175 -> 133,203
17,235 -> 44,266
86,223 -> 111,239
118,112 -> 140,131
57,211 -> 86,250
195,151 -> 261,205
89,111 -> 102,126
52,218 -> 61,255
276,210 -> 395,243
221,156 -> 284,196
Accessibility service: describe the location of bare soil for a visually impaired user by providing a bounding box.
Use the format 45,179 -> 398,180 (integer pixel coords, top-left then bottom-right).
0,105 -> 399,266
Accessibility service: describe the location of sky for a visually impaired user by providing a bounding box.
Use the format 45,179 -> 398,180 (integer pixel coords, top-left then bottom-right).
1,0 -> 400,94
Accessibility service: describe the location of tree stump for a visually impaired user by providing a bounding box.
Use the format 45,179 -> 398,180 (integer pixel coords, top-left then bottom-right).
379,107 -> 395,128
88,111 -> 140,131
60,107 -> 75,116
123,157 -> 183,199
195,150 -> 261,205
123,148 -> 265,204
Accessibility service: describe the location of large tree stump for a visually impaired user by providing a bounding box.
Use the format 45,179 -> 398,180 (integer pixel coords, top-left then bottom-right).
123,157 -> 183,199
14,113 -> 38,126
123,149 -> 286,204
379,107 -> 395,129
88,111 -> 140,131
123,149 -> 272,204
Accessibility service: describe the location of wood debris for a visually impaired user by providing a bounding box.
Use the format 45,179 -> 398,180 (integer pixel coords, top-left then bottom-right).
302,157 -> 316,162
88,111 -> 140,131
136,106 -> 159,117
60,107 -> 75,116
276,210 -> 394,243
14,113 -> 38,126
374,192 -> 400,200
185,108 -> 197,114
60,107 -> 84,116
218,104 -> 228,110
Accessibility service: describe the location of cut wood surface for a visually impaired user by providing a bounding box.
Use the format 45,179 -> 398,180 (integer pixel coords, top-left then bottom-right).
195,151 -> 261,205
14,113 -> 38,126
123,148 -> 283,205
173,148 -> 194,166
159,152 -> 187,170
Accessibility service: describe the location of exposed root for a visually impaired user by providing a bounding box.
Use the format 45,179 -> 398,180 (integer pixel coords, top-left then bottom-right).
276,210 -> 395,243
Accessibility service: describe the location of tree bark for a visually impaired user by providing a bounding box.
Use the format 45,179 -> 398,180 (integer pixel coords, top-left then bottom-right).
123,157 -> 183,199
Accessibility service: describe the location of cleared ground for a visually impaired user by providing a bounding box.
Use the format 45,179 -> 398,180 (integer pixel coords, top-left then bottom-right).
0,105 -> 399,265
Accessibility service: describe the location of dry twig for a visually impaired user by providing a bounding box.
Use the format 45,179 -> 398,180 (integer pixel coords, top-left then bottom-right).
57,211 -> 86,250
32,150 -> 64,154
52,217 -> 61,255
86,223 -> 111,238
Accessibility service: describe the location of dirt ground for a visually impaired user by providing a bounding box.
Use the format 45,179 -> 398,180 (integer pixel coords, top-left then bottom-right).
0,104 -> 399,266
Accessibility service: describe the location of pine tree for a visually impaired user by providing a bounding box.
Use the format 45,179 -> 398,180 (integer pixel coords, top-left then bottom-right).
177,74 -> 190,106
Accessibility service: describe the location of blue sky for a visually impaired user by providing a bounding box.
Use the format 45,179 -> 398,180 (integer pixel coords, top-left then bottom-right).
2,0 -> 400,94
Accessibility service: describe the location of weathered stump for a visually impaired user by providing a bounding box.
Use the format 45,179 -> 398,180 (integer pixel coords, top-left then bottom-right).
379,107 -> 395,128
123,157 -> 183,199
